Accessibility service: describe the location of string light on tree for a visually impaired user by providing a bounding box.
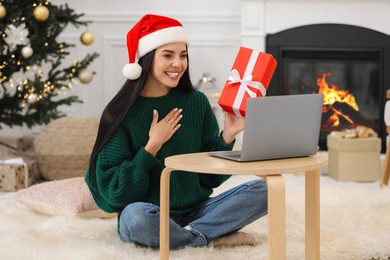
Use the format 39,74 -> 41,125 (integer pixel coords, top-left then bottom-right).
80,31 -> 94,46
33,4 -> 49,22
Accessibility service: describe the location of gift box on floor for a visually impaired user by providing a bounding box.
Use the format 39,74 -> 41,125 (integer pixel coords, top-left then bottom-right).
327,134 -> 381,181
218,46 -> 277,117
17,134 -> 38,158
0,157 -> 39,192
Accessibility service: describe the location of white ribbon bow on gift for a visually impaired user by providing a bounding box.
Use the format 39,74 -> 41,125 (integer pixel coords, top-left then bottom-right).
226,68 -> 267,116
227,69 -> 267,97
0,158 -> 25,164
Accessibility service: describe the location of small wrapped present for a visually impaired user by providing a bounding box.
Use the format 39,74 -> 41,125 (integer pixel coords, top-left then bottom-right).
17,134 -> 38,158
0,157 -> 39,192
327,134 -> 380,181
218,46 -> 277,117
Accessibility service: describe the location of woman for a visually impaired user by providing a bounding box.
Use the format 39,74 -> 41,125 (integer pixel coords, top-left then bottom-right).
85,14 -> 268,250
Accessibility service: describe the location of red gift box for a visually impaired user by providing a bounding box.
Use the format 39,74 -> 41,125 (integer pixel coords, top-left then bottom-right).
218,46 -> 277,117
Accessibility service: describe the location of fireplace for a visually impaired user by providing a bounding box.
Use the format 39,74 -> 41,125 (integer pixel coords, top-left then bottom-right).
266,24 -> 390,152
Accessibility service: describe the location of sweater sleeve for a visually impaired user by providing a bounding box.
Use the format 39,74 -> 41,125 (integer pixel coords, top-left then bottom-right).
92,126 -> 160,213
198,92 -> 233,188
200,93 -> 235,152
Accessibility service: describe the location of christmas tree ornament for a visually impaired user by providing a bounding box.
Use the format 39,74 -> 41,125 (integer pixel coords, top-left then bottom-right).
4,24 -> 30,52
19,100 -> 27,108
27,93 -> 38,103
0,4 -> 6,19
80,31 -> 94,46
78,69 -> 93,84
21,46 -> 33,58
33,5 -> 49,22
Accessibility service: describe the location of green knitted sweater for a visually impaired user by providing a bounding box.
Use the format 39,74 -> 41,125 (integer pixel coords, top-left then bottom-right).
85,88 -> 234,216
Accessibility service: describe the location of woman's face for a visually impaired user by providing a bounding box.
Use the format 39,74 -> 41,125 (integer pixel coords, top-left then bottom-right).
148,42 -> 188,91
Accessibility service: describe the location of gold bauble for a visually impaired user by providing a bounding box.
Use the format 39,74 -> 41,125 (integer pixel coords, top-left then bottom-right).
0,5 -> 6,20
80,31 -> 94,46
33,5 -> 49,22
27,93 -> 38,104
78,69 -> 93,84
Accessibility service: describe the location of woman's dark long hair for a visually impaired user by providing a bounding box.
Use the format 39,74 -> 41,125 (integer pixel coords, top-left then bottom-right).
87,49 -> 194,193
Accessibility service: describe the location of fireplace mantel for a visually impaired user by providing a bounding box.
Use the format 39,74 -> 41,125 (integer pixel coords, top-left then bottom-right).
240,0 -> 390,50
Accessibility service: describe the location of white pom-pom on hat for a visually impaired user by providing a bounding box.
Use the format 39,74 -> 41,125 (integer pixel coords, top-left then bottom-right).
122,63 -> 142,80
123,14 -> 189,80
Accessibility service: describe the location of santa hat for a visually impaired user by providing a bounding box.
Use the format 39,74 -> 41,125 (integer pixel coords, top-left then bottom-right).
122,14 -> 189,80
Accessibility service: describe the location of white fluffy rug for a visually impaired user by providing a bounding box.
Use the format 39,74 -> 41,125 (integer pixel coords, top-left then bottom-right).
1,174 -> 390,260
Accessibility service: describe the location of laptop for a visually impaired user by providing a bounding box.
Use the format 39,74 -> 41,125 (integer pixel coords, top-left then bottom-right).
208,93 -> 324,162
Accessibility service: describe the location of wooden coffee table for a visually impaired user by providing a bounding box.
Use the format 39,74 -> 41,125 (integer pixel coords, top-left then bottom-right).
160,152 -> 328,260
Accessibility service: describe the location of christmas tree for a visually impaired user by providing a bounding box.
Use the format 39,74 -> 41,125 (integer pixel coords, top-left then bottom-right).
0,0 -> 99,129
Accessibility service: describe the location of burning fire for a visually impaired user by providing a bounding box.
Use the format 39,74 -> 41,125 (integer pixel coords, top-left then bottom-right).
317,72 -> 359,110
314,72 -> 359,129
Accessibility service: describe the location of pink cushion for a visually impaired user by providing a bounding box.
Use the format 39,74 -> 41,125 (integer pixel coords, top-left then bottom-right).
16,177 -> 116,219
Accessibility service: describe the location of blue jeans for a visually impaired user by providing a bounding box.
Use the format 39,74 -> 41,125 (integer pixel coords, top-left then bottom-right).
119,179 -> 268,250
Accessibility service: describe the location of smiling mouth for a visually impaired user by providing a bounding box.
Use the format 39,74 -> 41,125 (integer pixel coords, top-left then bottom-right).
165,72 -> 179,77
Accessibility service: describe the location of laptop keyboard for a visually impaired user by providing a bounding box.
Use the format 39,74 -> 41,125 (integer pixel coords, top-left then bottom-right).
227,151 -> 242,158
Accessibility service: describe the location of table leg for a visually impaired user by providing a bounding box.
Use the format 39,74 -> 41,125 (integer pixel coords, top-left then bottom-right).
380,142 -> 390,187
305,169 -> 320,260
160,167 -> 172,260
263,175 -> 286,260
